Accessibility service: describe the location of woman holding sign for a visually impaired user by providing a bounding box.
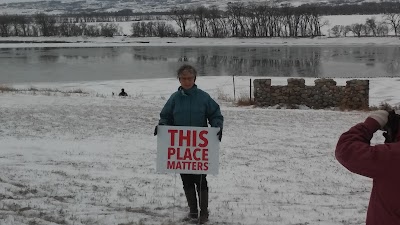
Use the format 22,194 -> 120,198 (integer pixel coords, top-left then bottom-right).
154,64 -> 224,224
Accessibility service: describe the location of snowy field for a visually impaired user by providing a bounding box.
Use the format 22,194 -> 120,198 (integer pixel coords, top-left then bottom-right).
1,76 -> 400,225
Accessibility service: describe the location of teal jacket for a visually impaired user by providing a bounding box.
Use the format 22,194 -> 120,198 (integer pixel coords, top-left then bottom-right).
159,85 -> 223,128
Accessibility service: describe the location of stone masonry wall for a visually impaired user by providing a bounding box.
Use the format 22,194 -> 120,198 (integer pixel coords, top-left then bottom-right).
253,78 -> 369,110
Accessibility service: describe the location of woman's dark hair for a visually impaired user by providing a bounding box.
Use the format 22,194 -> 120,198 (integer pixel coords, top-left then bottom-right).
177,64 -> 197,78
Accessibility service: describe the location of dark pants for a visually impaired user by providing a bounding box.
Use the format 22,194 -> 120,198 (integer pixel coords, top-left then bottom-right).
180,174 -> 208,191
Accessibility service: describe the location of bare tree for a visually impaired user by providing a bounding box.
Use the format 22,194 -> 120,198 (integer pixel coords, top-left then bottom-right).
302,6 -> 327,37
246,3 -> 259,37
191,6 -> 208,37
299,10 -> 311,37
350,23 -> 363,37
343,25 -> 352,37
100,23 -> 120,37
35,13 -> 57,36
282,6 -> 300,37
281,7 -> 291,37
365,17 -> 377,36
361,23 -> 369,36
376,22 -> 389,36
17,15 -> 30,36
84,24 -> 100,37
330,25 -> 343,37
170,7 -> 190,37
384,13 -> 400,36
154,22 -> 177,37
0,14 -> 11,37
207,5 -> 227,38
272,9 -> 284,37
147,22 -> 156,36
10,15 -> 20,36
253,4 -> 268,37
131,22 -> 142,37
58,20 -> 83,37
291,8 -> 303,37
30,24 -> 39,36
227,2 -> 247,37
58,21 -> 70,36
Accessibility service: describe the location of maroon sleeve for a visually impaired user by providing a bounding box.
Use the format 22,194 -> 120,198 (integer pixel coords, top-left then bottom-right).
335,117 -> 400,179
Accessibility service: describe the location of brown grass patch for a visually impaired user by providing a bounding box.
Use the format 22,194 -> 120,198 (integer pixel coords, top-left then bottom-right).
236,96 -> 254,106
0,84 -> 17,92
235,93 -> 254,106
368,102 -> 400,111
0,85 -> 88,95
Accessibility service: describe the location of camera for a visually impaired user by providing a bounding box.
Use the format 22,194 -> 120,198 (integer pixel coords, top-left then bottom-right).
383,110 -> 400,143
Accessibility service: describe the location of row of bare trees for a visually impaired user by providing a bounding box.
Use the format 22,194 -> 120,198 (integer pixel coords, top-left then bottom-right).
330,15 -> 400,37
42,2 -> 400,23
130,3 -> 400,38
1,2 -> 400,38
131,22 -> 178,37
167,3 -> 327,38
0,13 -> 122,37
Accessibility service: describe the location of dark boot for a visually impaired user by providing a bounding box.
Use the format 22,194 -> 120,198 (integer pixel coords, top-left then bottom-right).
184,188 -> 198,219
199,190 -> 209,224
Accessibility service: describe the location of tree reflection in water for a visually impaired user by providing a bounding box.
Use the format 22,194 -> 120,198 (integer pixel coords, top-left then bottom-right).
1,46 -> 399,83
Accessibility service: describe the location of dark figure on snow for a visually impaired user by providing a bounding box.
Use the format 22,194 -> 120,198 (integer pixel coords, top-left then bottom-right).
154,64 -> 224,224
336,109 -> 400,225
119,88 -> 128,96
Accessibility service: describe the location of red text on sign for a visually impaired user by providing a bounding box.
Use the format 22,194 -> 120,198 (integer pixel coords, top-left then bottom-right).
167,161 -> 209,171
167,147 -> 208,161
168,129 -> 208,147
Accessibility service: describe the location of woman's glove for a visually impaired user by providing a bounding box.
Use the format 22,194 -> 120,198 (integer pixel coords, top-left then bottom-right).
368,110 -> 389,129
217,127 -> 222,141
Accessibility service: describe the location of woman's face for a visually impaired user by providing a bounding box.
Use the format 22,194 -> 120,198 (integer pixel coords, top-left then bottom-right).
179,70 -> 196,90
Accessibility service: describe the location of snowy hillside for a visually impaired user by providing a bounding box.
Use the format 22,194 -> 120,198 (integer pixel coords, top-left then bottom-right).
0,0 -> 388,15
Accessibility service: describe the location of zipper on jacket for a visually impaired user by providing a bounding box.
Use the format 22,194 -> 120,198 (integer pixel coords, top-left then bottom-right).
189,95 -> 192,126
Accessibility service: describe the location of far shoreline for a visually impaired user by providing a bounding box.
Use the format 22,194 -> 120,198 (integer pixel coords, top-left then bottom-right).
0,36 -> 399,48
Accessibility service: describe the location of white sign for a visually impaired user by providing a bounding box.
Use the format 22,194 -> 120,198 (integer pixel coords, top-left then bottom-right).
156,126 -> 220,175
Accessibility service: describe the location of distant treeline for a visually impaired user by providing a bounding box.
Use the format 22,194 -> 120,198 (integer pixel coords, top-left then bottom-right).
0,13 -> 122,37
310,1 -> 400,15
0,2 -> 399,38
59,2 -> 400,18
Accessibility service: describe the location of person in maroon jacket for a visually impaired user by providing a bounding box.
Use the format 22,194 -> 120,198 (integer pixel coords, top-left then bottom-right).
336,110 -> 400,225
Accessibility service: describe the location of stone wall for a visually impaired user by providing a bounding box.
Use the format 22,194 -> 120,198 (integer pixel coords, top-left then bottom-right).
253,78 -> 369,110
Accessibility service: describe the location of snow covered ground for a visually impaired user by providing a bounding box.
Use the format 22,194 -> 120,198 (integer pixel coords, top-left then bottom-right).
1,76 -> 399,225
0,36 -> 400,49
